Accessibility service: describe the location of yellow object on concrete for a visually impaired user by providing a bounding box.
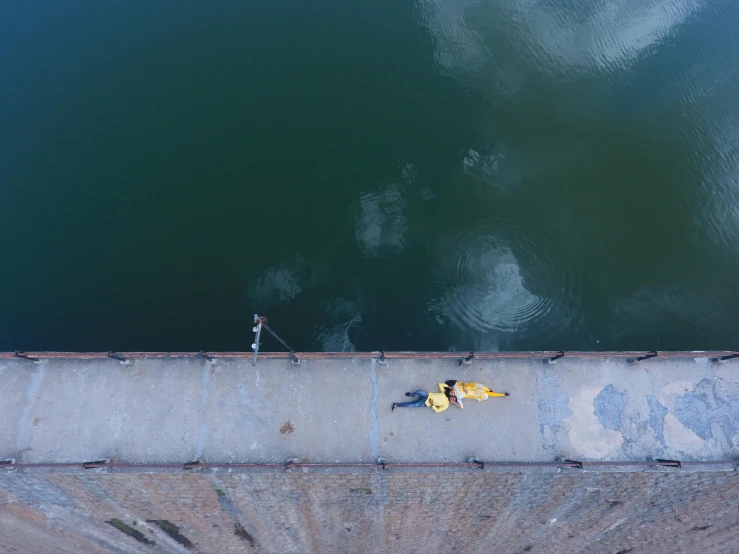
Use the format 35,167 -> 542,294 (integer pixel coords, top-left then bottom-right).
425,384 -> 451,412
451,381 -> 505,408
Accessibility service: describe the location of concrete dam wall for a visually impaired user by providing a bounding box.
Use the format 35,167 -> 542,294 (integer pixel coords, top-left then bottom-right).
1,470 -> 738,554
1,352 -> 738,553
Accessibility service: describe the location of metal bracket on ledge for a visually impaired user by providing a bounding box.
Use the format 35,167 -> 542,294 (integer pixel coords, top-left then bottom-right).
629,351 -> 658,364
561,459 -> 583,469
284,458 -> 300,470
183,461 -> 201,470
377,457 -> 388,470
710,352 -> 739,363
656,459 -> 681,468
546,351 -> 565,364
459,352 -> 475,366
467,457 -> 485,469
82,459 -> 110,470
14,351 -> 39,362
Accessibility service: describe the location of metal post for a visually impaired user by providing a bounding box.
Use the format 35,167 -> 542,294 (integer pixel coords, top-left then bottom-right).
459,352 -> 475,366
260,319 -> 298,364
262,322 -> 295,353
252,314 -> 263,366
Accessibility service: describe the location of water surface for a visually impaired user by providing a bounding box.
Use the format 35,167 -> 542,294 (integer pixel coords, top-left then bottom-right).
2,1 -> 738,352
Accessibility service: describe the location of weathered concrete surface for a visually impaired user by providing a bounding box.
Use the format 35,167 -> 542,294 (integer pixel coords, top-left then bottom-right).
1,355 -> 737,464
1,355 -> 739,553
1,472 -> 738,553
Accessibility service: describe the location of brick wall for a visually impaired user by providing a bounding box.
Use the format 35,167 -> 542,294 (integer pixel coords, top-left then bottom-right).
1,471 -> 737,553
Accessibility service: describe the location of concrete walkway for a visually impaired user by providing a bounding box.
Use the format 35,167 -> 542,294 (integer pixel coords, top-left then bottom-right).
1,355 -> 737,465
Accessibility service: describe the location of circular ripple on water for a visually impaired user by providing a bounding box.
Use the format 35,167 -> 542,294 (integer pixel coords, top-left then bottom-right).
436,219 -> 576,335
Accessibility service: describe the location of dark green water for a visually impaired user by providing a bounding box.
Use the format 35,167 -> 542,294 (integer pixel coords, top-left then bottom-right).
2,2 -> 739,352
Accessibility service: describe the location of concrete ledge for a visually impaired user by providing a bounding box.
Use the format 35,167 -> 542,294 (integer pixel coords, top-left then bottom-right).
1,354 -> 738,467
1,461 -> 737,476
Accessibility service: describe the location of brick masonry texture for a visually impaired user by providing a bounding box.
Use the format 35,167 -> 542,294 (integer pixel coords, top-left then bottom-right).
0,470 -> 737,553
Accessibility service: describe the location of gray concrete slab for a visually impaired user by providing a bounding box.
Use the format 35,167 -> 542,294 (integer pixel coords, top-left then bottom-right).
1,355 -> 737,464
0,362 -> 39,458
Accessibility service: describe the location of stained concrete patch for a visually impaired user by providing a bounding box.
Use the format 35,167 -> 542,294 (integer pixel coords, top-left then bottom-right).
234,523 -> 257,547
565,386 -> 623,459
213,483 -> 259,550
662,381 -> 694,396
368,360 -> 380,458
0,476 -> 75,508
538,392 -> 571,452
663,413 -> 704,453
676,391 -> 716,440
538,393 -> 572,434
15,364 -> 47,453
647,395 -> 668,446
280,421 -> 295,435
107,519 -> 155,546
594,385 -> 626,431
538,370 -> 562,388
658,380 -> 697,415
536,370 -> 570,452
147,520 -> 194,549
713,365 -> 739,384
675,378 -> 739,442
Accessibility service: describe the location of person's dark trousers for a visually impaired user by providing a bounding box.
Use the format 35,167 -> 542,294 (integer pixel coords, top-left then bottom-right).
394,390 -> 429,408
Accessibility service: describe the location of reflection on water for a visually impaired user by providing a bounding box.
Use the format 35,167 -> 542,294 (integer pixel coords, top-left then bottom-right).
2,2 -> 739,351
418,0 -> 705,77
441,245 -> 538,332
695,125 -> 739,256
431,220 -> 574,337
247,255 -> 326,307
353,185 -> 408,258
315,299 -> 363,352
609,286 -> 724,345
